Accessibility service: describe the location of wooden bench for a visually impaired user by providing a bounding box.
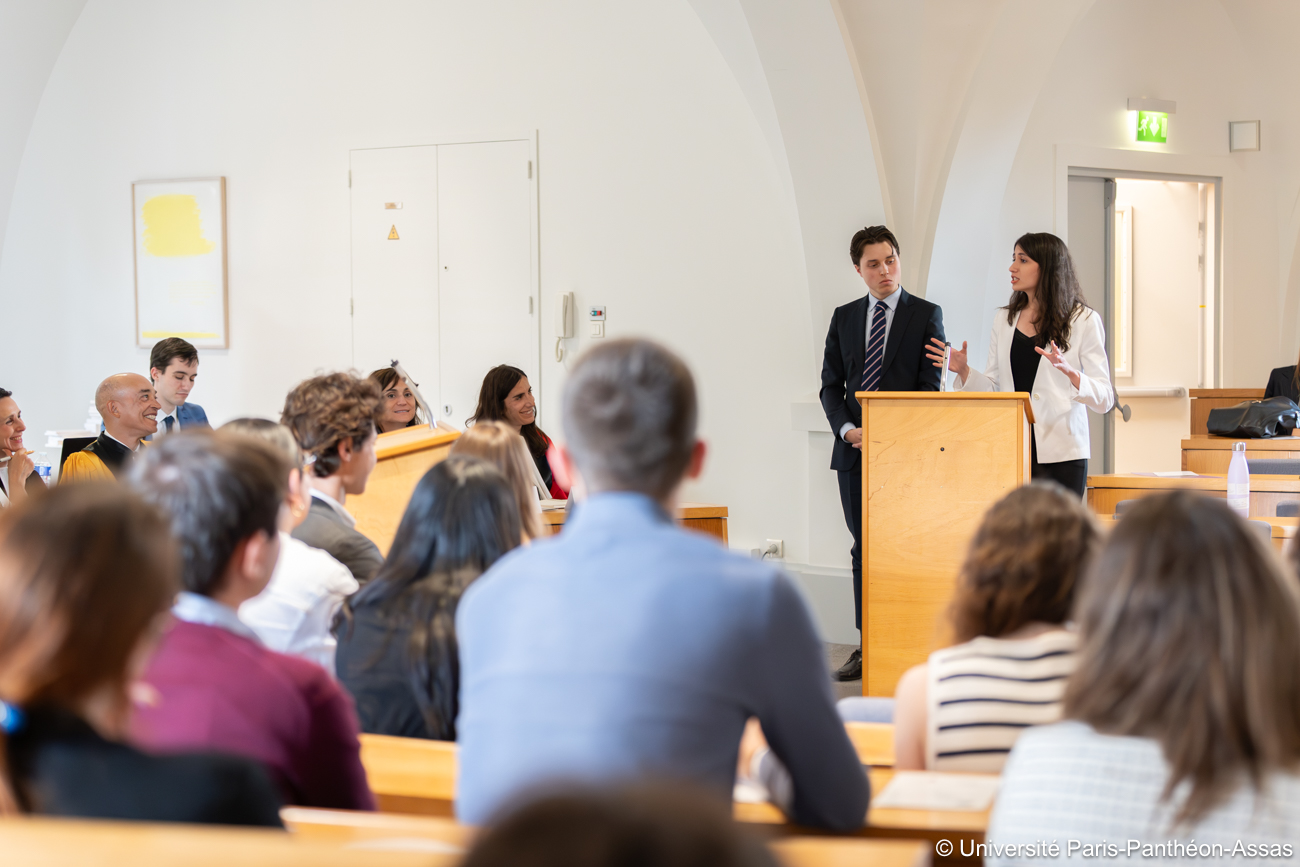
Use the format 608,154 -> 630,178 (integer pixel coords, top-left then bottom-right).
285,806 -> 929,867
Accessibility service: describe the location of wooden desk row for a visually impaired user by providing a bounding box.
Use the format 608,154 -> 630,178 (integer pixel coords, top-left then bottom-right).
356,727 -> 986,861
346,426 -> 731,552
0,813 -> 929,867
358,725 -> 896,819
1088,472 -> 1300,519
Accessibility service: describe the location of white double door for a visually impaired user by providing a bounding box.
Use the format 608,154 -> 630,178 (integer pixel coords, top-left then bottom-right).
350,139 -> 538,428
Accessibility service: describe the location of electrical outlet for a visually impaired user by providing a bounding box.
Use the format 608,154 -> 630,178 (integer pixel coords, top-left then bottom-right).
764,539 -> 784,559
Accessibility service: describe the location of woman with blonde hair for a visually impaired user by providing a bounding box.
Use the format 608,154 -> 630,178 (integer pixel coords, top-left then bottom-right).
988,492 -> 1300,857
891,482 -> 1099,772
0,484 -> 282,823
451,420 -> 544,541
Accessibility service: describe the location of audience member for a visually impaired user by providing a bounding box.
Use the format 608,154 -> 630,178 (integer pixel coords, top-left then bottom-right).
128,431 -> 374,811
0,484 -> 282,825
148,337 -> 210,437
891,483 -> 1097,772
61,374 -> 160,482
0,389 -> 44,508
468,365 -> 568,499
336,456 -> 521,740
455,339 -> 868,829
450,420 -> 545,540
281,372 -> 384,585
223,418 -> 358,674
462,782 -> 779,867
369,368 -> 424,432
987,492 -> 1300,858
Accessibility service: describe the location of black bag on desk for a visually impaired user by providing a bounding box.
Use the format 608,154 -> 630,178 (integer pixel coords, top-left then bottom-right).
1206,397 -> 1300,438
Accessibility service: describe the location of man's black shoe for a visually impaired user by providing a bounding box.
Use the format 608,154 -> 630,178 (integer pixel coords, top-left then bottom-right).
833,648 -> 862,682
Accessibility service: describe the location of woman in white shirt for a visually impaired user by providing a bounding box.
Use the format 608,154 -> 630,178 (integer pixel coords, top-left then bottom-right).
0,389 -> 42,508
892,483 -> 1099,773
987,492 -> 1300,862
221,418 -> 358,675
928,233 -> 1113,496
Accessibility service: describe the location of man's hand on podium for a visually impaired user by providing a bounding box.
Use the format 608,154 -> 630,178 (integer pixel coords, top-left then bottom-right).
846,428 -> 863,450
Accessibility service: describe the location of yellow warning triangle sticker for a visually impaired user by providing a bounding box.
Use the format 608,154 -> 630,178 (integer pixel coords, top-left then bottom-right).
388,225 -> 400,240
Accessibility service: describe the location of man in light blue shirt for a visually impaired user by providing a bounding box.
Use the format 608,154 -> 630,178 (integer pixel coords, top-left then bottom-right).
456,338 -> 869,829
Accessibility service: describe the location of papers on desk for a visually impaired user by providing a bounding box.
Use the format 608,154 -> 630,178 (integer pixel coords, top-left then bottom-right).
872,771 -> 1000,812
1152,471 -> 1202,477
539,498 -> 567,512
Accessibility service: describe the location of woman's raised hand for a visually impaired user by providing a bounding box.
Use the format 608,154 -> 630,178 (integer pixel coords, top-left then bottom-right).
926,338 -> 968,380
5,449 -> 34,506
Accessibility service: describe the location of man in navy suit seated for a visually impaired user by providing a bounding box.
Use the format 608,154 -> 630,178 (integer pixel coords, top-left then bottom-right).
149,337 -> 211,436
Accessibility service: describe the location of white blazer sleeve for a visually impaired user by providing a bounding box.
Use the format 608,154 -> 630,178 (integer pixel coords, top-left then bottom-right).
1069,310 -> 1114,414
958,322 -> 1000,392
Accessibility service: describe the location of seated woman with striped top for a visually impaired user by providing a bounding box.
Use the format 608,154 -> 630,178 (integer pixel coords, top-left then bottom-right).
892,483 -> 1099,772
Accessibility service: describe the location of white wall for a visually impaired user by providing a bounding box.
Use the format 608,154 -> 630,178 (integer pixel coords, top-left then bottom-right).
987,0 -> 1288,391
0,0 -> 823,574
0,0 -> 86,260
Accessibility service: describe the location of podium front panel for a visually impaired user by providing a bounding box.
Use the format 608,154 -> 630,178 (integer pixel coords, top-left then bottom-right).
861,396 -> 1030,696
348,427 -> 460,555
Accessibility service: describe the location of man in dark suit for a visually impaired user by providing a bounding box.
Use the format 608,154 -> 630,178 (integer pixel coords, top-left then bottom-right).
820,226 -> 945,682
149,337 -> 211,438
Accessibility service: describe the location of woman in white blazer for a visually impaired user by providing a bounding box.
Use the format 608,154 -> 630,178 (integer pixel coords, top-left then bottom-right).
926,233 -> 1113,496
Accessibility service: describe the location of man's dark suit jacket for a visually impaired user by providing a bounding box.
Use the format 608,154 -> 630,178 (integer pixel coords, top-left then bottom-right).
292,496 -> 384,586
820,288 -> 945,472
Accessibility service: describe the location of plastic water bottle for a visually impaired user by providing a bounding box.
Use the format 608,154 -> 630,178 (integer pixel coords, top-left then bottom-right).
1226,442 -> 1250,519
34,453 -> 52,487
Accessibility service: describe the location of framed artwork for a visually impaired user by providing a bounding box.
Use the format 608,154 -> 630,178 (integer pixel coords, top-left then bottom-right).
132,177 -> 229,349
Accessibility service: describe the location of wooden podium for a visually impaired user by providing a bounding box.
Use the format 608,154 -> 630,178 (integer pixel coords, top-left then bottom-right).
856,392 -> 1033,696
347,424 -> 461,555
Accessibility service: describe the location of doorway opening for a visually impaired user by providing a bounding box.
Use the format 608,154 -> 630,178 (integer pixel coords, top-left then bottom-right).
1067,170 -> 1220,473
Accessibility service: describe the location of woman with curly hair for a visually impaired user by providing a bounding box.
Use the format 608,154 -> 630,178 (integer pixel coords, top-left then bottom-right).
281,372 -> 384,585
891,482 -> 1099,772
927,232 -> 1113,496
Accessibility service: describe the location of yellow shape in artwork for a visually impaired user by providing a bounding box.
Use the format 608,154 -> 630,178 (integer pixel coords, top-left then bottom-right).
142,195 -> 216,257
388,225 -> 400,240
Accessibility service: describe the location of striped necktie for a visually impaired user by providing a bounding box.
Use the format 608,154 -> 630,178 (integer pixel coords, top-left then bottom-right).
861,301 -> 889,391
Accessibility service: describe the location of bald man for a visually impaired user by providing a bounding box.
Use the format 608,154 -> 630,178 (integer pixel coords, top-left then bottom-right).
62,374 -> 161,482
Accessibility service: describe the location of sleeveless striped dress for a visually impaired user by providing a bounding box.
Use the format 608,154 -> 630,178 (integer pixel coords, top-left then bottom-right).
926,629 -> 1077,772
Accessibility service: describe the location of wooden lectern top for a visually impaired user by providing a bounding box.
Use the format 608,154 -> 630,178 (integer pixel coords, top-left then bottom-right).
855,390 -> 1035,425
375,424 -> 461,459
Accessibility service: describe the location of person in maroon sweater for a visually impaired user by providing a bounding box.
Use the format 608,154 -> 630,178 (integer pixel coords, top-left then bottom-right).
128,430 -> 375,811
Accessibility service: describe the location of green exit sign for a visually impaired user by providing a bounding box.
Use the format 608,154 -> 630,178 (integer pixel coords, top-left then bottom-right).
1136,111 -> 1168,143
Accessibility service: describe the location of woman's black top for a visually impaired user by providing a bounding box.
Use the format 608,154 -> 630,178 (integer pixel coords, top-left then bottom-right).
335,595 -> 456,741
1010,328 -> 1042,394
7,705 -> 283,825
1265,366 -> 1299,404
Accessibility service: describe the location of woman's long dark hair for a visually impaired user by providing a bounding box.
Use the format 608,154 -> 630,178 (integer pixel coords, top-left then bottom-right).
338,456 -> 521,739
467,365 -> 550,463
1005,232 -> 1089,351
